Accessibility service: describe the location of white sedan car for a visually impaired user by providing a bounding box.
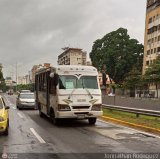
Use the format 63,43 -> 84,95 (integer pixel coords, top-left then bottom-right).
16,92 -> 36,110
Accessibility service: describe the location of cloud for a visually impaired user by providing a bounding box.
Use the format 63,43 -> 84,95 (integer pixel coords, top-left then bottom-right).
0,0 -> 146,78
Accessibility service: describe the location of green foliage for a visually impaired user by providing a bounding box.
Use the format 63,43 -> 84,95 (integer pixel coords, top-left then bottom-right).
123,68 -> 143,89
144,56 -> 160,83
17,84 -> 35,92
0,64 -> 6,91
90,28 -> 144,84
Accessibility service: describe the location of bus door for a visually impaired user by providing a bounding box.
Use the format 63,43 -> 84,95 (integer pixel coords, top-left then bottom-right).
46,71 -> 50,115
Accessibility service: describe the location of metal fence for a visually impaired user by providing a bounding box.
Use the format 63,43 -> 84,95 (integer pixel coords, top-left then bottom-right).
102,104 -> 160,118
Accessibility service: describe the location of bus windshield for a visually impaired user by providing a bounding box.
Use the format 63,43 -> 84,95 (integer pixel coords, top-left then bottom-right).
59,75 -> 98,89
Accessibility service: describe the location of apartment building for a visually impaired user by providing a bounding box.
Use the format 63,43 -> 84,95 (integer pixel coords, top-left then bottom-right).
31,63 -> 51,83
58,48 -> 87,65
143,0 -> 160,74
17,75 -> 29,85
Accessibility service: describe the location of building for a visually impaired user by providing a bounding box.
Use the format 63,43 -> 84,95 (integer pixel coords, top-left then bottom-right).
17,75 -> 30,85
5,77 -> 13,87
143,0 -> 160,98
31,63 -> 51,83
143,0 -> 160,74
58,48 -> 87,65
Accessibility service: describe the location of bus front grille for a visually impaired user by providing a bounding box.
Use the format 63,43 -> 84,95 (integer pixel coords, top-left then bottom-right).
72,106 -> 90,109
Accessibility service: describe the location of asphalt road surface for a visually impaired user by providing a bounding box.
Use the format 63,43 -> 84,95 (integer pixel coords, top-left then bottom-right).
0,94 -> 160,159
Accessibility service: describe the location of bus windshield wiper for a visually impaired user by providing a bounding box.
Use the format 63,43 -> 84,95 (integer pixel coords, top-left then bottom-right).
84,88 -> 93,99
68,88 -> 76,99
82,82 -> 93,99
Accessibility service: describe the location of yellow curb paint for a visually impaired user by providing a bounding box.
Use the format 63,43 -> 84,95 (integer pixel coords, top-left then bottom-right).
100,116 -> 160,135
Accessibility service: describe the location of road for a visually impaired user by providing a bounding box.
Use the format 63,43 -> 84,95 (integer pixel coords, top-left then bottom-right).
0,94 -> 160,159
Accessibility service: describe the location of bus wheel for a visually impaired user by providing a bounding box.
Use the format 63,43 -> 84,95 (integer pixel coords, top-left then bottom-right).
50,110 -> 59,125
39,110 -> 44,118
39,104 -> 44,118
88,118 -> 97,125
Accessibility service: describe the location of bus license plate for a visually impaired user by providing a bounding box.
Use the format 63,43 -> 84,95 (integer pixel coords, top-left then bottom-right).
77,114 -> 85,119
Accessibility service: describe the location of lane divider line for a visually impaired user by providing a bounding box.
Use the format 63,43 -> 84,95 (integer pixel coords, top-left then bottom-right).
30,128 -> 46,143
3,95 -> 12,106
17,113 -> 24,118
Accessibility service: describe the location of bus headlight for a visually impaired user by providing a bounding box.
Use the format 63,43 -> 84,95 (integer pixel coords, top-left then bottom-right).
58,104 -> 71,111
91,104 -> 102,111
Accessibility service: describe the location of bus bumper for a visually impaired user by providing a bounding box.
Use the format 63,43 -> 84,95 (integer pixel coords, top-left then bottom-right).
56,111 -> 103,119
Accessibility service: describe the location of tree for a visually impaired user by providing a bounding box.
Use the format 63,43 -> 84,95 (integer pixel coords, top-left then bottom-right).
123,67 -> 144,97
17,84 -> 35,92
0,64 -> 7,92
90,28 -> 144,84
144,56 -> 160,98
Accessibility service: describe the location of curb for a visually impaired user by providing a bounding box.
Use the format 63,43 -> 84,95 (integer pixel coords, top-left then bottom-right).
100,116 -> 160,136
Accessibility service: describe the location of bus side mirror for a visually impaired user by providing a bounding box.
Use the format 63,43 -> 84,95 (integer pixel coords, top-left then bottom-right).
5,106 -> 10,110
50,72 -> 54,78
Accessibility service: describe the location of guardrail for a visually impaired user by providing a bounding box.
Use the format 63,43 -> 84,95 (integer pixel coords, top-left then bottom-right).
102,104 -> 160,118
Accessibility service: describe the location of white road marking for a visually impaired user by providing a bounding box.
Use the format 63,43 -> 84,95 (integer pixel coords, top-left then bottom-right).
3,95 -> 12,106
2,146 -> 8,158
30,128 -> 46,143
17,113 -> 24,118
98,119 -> 160,139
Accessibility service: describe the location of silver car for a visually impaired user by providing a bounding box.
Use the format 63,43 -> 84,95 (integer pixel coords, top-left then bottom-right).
16,93 -> 36,109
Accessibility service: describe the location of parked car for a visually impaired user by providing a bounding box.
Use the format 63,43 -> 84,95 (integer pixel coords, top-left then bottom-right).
0,95 -> 10,135
16,92 -> 36,110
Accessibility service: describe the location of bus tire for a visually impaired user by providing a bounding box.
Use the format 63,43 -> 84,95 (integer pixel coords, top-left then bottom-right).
38,103 -> 44,118
88,118 -> 96,125
50,109 -> 60,125
39,110 -> 44,118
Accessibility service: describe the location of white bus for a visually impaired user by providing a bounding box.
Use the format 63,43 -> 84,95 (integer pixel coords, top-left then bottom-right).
35,65 -> 102,125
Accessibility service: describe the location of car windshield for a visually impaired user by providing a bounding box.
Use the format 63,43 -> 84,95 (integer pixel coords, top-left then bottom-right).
0,99 -> 3,109
20,94 -> 35,99
59,75 -> 98,89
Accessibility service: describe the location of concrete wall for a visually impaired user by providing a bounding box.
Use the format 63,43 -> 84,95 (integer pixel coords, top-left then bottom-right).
102,95 -> 160,111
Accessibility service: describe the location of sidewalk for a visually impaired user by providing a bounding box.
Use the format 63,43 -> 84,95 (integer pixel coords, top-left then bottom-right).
100,115 -> 160,136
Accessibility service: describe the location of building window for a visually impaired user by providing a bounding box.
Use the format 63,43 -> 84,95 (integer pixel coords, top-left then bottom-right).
146,61 -> 149,66
154,48 -> 157,53
157,47 -> 160,52
155,37 -> 157,42
147,50 -> 150,55
152,38 -> 154,43
148,17 -> 152,24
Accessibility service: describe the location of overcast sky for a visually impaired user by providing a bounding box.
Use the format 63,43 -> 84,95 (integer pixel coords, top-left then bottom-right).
0,0 -> 146,79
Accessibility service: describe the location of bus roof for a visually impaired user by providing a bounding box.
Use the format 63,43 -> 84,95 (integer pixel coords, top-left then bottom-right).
36,65 -> 98,75
55,65 -> 97,72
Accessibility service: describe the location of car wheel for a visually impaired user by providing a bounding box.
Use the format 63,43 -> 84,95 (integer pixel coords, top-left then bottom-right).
8,119 -> 9,127
88,118 -> 97,125
4,123 -> 9,136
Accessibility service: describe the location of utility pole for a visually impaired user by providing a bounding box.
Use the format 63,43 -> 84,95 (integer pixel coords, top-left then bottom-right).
16,62 -> 17,92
